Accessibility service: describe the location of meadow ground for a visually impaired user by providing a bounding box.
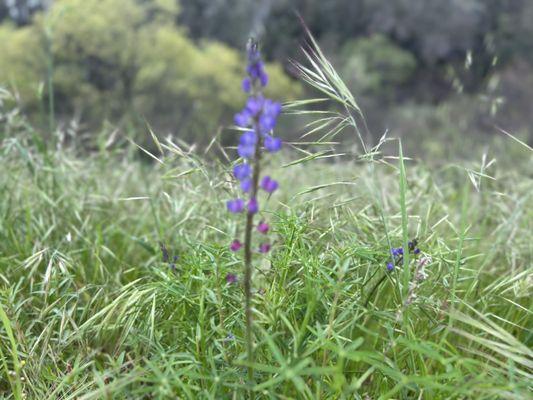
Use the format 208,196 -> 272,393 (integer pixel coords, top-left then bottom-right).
0,128 -> 531,399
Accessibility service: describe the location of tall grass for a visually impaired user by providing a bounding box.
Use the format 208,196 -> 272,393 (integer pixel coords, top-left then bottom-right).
0,34 -> 532,398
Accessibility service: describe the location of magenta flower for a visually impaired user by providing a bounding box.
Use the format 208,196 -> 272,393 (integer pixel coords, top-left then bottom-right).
226,273 -> 238,284
260,176 -> 279,193
230,239 -> 243,252
259,243 -> 271,253
257,221 -> 269,234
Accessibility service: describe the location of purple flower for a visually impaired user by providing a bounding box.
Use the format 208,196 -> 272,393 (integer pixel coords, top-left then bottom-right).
257,221 -> 269,234
260,176 -> 279,193
247,197 -> 259,214
238,144 -> 255,159
227,198 -> 244,213
240,130 -> 256,145
233,163 -> 251,181
242,77 -> 251,93
238,131 -> 257,158
247,60 -> 265,80
264,136 -> 282,153
259,100 -> 281,134
246,96 -> 264,116
391,247 -> 404,257
259,243 -> 271,253
230,240 -> 242,252
226,273 -> 238,284
240,178 -> 252,193
234,109 -> 252,127
387,262 -> 394,271
414,248 -> 421,255
259,70 -> 268,87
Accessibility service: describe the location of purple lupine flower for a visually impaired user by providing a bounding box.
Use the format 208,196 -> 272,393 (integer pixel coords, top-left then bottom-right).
259,70 -> 268,87
260,176 -> 279,193
240,130 -> 257,145
246,96 -> 264,116
242,78 -> 252,93
230,240 -> 242,252
257,221 -> 269,234
258,99 -> 282,134
248,197 -> 258,214
233,163 -> 251,181
240,178 -> 252,193
234,109 -> 252,127
259,243 -> 271,253
226,273 -> 238,284
227,198 -> 245,213
247,60 -> 265,80
387,262 -> 394,271
238,131 -> 257,159
264,136 -> 282,153
238,143 -> 255,159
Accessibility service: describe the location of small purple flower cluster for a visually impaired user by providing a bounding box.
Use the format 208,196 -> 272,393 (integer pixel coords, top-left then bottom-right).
386,241 -> 421,271
226,41 -> 281,282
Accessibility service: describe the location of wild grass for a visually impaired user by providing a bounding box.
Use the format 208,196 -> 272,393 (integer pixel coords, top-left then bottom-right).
1,37 -> 532,399
0,125 -> 531,398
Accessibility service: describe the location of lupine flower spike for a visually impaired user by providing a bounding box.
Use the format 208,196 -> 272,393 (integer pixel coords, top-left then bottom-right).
225,38 -> 282,386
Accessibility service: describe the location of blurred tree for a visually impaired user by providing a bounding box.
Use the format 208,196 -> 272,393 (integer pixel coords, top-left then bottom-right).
340,35 -> 416,100
0,0 -> 300,145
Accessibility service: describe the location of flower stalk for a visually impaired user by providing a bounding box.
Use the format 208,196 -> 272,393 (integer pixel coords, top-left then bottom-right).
226,39 -> 282,393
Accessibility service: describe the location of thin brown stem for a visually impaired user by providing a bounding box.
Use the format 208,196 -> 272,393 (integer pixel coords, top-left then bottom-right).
243,121 -> 262,396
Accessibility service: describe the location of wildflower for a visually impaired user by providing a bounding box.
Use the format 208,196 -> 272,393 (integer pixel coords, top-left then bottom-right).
264,135 -> 282,153
259,243 -> 271,253
226,273 -> 238,284
238,143 -> 255,159
257,221 -> 269,234
240,178 -> 252,193
258,99 -> 282,134
414,248 -> 421,255
237,131 -> 257,159
226,41 -> 282,375
233,163 -> 251,181
247,197 -> 259,214
387,262 -> 394,271
260,176 -> 279,193
391,247 -> 404,257
242,78 -> 252,93
230,239 -> 243,252
227,198 -> 245,213
240,130 -> 257,146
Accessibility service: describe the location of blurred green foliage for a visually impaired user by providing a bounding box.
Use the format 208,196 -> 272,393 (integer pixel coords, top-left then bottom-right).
0,0 -> 301,144
340,35 -> 416,98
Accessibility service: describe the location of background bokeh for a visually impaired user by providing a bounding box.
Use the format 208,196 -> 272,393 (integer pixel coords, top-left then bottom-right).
1,0 -> 532,158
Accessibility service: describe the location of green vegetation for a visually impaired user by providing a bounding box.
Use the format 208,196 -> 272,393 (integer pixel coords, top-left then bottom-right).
0,0 -> 301,144
1,2 -> 532,398
1,43 -> 532,396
